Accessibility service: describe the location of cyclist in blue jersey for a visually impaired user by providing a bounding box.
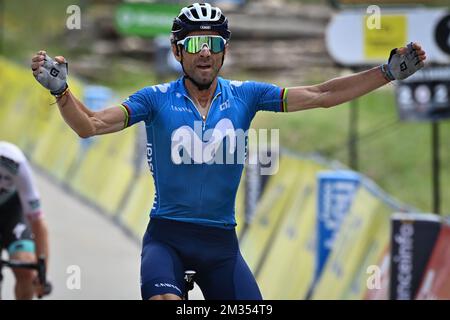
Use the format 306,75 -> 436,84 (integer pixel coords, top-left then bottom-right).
31,2 -> 426,300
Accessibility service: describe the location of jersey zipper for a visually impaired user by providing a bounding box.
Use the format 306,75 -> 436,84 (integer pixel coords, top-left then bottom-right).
183,92 -> 221,216
184,92 -> 221,131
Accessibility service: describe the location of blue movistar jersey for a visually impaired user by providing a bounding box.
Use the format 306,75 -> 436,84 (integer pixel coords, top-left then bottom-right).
122,77 -> 287,229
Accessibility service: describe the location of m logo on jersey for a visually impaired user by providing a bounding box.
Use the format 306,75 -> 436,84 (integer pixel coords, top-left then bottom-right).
151,83 -> 170,93
170,118 -> 281,173
171,118 -> 247,165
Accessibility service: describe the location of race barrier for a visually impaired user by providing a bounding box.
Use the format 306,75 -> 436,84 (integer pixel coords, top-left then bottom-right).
32,109 -> 83,182
256,158 -> 324,299
69,127 -> 137,215
389,213 -> 441,300
312,171 -> 360,290
364,245 -> 390,300
365,213 -> 445,300
312,185 -> 393,299
119,165 -> 155,237
416,220 -> 450,299
239,155 -> 307,274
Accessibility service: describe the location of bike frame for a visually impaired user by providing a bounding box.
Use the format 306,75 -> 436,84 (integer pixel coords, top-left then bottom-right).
183,270 -> 196,300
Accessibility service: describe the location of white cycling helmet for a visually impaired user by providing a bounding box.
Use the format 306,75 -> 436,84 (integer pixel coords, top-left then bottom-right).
171,3 -> 231,44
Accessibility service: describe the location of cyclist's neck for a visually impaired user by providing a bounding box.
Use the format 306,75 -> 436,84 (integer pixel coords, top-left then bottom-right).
184,77 -> 217,106
184,77 -> 218,109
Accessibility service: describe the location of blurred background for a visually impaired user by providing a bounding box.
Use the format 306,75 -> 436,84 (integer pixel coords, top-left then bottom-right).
1,0 -> 450,300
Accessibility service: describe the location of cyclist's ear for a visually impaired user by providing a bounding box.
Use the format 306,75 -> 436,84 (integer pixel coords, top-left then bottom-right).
171,44 -> 182,62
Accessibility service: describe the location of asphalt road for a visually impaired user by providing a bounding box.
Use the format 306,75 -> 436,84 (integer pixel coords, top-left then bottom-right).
2,167 -> 204,300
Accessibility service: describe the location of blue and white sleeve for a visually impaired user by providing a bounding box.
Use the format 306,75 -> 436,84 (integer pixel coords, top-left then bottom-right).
233,81 -> 288,118
121,87 -> 154,127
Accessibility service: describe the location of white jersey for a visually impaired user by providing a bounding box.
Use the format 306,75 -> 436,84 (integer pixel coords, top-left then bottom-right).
0,141 -> 42,220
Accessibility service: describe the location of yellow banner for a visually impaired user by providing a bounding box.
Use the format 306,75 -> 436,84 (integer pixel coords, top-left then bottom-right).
69,127 -> 137,215
312,187 -> 388,299
364,15 -> 407,60
239,156 -> 303,273
121,169 -> 154,237
257,159 -> 324,299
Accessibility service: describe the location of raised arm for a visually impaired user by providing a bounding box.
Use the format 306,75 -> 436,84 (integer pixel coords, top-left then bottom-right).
54,90 -> 127,138
31,51 -> 127,138
285,42 -> 426,112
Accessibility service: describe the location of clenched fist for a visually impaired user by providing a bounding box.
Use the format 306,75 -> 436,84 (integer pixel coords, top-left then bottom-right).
31,50 -> 68,96
382,42 -> 427,81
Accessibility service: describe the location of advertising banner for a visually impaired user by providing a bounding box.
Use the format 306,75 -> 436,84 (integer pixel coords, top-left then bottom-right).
313,171 -> 361,286
416,221 -> 450,299
389,213 -> 441,300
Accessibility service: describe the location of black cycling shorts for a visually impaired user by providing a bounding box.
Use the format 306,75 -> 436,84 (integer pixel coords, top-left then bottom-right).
140,218 -> 262,300
0,193 -> 34,255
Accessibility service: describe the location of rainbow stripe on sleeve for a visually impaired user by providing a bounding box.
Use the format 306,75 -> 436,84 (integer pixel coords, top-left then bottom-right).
119,104 -> 131,128
280,88 -> 288,112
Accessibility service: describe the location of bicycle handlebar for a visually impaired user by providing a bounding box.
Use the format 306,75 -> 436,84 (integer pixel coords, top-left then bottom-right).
0,255 -> 52,298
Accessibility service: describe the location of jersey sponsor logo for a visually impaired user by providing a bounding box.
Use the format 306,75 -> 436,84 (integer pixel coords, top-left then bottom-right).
146,143 -> 154,175
146,143 -> 158,210
171,105 -> 193,113
171,118 -> 247,165
154,282 -> 182,294
219,100 -> 230,111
